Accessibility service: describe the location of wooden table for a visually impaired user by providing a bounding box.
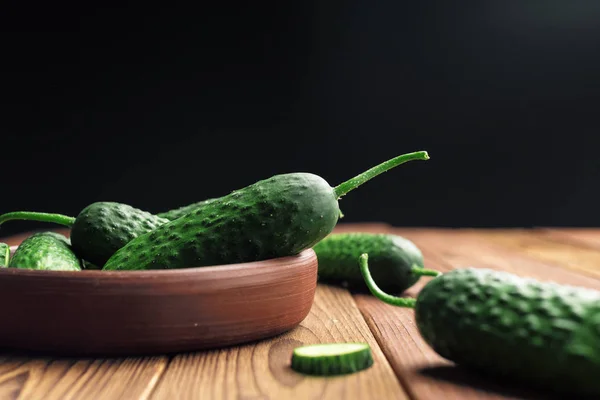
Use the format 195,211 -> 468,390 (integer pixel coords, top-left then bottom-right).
1,223 -> 599,400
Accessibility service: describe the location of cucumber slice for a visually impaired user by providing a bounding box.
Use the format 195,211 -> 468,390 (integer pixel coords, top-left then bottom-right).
0,243 -> 9,267
291,342 -> 374,376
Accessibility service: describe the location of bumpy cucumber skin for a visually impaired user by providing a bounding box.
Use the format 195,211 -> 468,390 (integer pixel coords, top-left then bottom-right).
8,232 -> 82,271
103,173 -> 340,271
313,233 -> 424,293
291,344 -> 374,376
158,199 -> 215,220
70,202 -> 169,267
0,243 -> 9,267
415,268 -> 600,396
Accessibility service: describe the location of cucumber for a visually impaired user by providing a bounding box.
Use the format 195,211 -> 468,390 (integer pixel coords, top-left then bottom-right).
358,253 -> 600,397
0,202 -> 170,267
313,232 -> 440,293
103,150 -> 429,271
0,243 -> 9,267
9,232 -> 82,271
0,197 -> 214,267
69,202 -> 169,267
291,343 -> 373,376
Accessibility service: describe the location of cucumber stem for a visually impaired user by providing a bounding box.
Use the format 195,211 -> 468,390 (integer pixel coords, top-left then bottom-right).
411,265 -> 442,277
333,151 -> 429,198
358,253 -> 417,308
0,212 -> 76,227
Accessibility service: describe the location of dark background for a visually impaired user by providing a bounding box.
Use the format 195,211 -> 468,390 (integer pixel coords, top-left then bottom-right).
2,2 -> 600,236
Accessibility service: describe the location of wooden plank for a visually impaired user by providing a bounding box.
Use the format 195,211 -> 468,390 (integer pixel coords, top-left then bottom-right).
149,284 -> 407,400
0,355 -> 167,400
352,228 -> 599,400
393,228 -> 600,288
538,228 -> 600,250
448,228 -> 600,280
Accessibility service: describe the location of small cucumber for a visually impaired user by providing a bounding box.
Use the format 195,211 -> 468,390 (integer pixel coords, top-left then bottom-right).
102,150 -> 429,271
9,232 -> 82,271
0,202 -> 170,267
359,253 -> 600,397
0,197 -> 213,267
0,243 -> 9,267
313,232 -> 440,293
291,343 -> 374,376
69,202 -> 169,267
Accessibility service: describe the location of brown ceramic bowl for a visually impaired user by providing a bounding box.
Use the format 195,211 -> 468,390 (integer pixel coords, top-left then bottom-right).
0,245 -> 317,356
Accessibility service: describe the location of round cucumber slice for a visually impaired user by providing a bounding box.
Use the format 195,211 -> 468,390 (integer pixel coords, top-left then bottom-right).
291,342 -> 374,376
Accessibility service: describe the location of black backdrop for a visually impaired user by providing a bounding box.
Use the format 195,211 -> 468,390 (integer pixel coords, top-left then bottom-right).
2,2 -> 600,236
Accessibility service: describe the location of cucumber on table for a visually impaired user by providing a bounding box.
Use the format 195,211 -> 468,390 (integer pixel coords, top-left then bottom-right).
0,243 -> 9,267
313,232 -> 439,293
9,232 -> 82,271
102,150 -> 429,271
291,343 -> 373,376
358,253 -> 600,397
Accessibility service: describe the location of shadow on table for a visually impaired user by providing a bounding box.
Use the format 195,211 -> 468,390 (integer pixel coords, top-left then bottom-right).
418,364 -> 593,400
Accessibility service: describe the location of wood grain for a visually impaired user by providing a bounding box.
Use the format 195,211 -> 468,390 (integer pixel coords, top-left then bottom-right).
395,228 -> 600,289
0,355 -> 167,400
537,228 -> 600,250
445,228 -> 600,280
149,284 -> 407,400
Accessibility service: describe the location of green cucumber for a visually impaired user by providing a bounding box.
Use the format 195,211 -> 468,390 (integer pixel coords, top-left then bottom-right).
358,253 -> 600,397
0,243 -> 9,267
69,202 -> 169,267
103,150 -> 429,271
291,343 -> 373,376
9,232 -> 82,271
0,197 -> 215,268
0,202 -> 170,267
313,232 -> 440,293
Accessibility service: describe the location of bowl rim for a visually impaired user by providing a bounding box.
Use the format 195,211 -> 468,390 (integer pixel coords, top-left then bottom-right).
2,246 -> 316,278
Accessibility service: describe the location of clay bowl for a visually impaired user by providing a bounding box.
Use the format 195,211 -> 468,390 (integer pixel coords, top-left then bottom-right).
0,245 -> 318,357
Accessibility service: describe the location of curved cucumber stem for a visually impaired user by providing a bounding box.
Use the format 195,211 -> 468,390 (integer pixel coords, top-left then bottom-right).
333,151 -> 429,198
411,265 -> 442,277
0,212 -> 76,227
358,253 -> 417,308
